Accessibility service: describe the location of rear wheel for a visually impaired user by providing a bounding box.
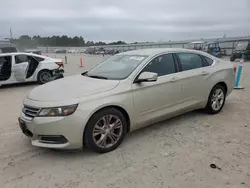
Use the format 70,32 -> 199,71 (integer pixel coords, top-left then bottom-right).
230,56 -> 236,62
204,84 -> 226,114
37,70 -> 52,84
217,53 -> 222,58
84,108 -> 127,153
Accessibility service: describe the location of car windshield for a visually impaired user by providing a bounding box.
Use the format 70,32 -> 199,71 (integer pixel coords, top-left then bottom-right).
235,41 -> 248,50
85,55 -> 148,80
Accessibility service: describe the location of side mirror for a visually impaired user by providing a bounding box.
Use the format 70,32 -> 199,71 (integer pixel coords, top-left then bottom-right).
135,72 -> 158,83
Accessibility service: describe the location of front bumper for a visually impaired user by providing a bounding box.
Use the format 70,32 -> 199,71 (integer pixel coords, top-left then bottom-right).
19,109 -> 86,149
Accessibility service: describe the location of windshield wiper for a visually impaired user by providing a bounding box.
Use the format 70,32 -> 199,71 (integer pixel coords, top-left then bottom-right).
82,72 -> 88,76
88,75 -> 108,80
82,72 -> 108,80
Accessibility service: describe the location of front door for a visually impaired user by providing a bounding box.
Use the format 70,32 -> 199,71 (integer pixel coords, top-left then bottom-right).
12,55 -> 29,82
0,55 -> 12,82
132,53 -> 182,128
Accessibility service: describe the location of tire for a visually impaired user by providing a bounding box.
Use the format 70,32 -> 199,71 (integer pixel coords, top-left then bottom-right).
217,53 -> 222,58
204,84 -> 226,114
37,70 -> 52,84
230,56 -> 235,62
56,74 -> 64,79
84,108 -> 127,153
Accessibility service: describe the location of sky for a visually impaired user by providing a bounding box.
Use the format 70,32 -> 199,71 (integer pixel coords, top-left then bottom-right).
0,0 -> 250,42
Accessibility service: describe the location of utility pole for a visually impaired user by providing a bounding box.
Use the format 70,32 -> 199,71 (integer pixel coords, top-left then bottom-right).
9,28 -> 13,40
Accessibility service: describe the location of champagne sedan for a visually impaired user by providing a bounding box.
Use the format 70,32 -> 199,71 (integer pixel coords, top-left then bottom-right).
18,48 -> 235,153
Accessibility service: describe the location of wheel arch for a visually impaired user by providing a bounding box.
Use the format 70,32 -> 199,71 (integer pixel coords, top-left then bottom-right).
86,105 -> 130,132
82,105 -> 131,145
37,69 -> 52,80
214,81 -> 228,94
204,81 -> 228,107
204,81 -> 228,114
37,68 -> 52,74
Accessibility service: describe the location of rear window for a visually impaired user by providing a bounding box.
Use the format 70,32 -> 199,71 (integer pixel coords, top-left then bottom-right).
177,53 -> 204,71
203,56 -> 214,66
235,42 -> 248,51
33,56 -> 44,62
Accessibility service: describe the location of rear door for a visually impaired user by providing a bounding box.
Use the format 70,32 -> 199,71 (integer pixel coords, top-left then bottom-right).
175,52 -> 212,107
12,55 -> 29,82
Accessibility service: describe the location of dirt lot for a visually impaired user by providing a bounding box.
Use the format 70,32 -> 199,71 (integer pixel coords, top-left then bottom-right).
0,54 -> 249,188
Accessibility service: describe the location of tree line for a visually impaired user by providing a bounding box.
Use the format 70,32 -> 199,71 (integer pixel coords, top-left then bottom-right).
11,35 -> 126,48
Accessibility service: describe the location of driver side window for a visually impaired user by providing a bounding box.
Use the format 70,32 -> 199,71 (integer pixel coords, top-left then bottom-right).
142,54 -> 176,77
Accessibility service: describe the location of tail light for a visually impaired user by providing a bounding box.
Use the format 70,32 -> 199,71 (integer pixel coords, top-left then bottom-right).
56,62 -> 64,67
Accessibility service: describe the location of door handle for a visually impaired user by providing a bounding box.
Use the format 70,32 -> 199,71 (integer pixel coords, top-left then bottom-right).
201,71 -> 209,76
170,77 -> 179,82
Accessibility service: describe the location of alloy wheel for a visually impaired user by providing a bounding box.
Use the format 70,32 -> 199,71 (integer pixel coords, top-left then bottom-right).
40,72 -> 52,83
211,88 -> 225,111
92,115 -> 123,149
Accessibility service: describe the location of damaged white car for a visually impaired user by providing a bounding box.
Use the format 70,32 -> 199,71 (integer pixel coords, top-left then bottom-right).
0,53 -> 64,86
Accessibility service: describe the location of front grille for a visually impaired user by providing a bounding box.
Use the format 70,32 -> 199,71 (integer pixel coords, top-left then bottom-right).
23,105 -> 40,118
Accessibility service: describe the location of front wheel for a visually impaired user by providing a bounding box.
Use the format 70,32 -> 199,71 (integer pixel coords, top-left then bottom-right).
204,84 -> 226,114
37,70 -> 52,84
84,108 -> 127,153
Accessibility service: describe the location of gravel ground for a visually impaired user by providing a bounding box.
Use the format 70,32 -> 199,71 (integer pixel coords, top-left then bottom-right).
0,54 -> 249,188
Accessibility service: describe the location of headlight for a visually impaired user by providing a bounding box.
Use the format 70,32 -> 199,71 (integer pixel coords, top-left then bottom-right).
38,104 -> 78,117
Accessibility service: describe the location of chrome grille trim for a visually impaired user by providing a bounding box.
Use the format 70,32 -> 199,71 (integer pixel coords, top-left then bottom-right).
23,105 -> 40,118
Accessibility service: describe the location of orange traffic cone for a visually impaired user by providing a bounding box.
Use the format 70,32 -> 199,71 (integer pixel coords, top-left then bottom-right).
79,56 -> 84,68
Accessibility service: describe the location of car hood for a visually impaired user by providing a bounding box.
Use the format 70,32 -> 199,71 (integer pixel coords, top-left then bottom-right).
27,75 -> 119,102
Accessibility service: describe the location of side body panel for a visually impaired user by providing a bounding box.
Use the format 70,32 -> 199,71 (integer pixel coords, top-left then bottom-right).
132,73 -> 183,129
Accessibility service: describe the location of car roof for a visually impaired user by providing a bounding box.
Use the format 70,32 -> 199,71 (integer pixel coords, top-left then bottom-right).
0,52 -> 46,57
118,48 -> 210,57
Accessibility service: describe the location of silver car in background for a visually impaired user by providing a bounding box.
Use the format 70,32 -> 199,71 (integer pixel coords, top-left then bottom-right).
19,48 -> 235,153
